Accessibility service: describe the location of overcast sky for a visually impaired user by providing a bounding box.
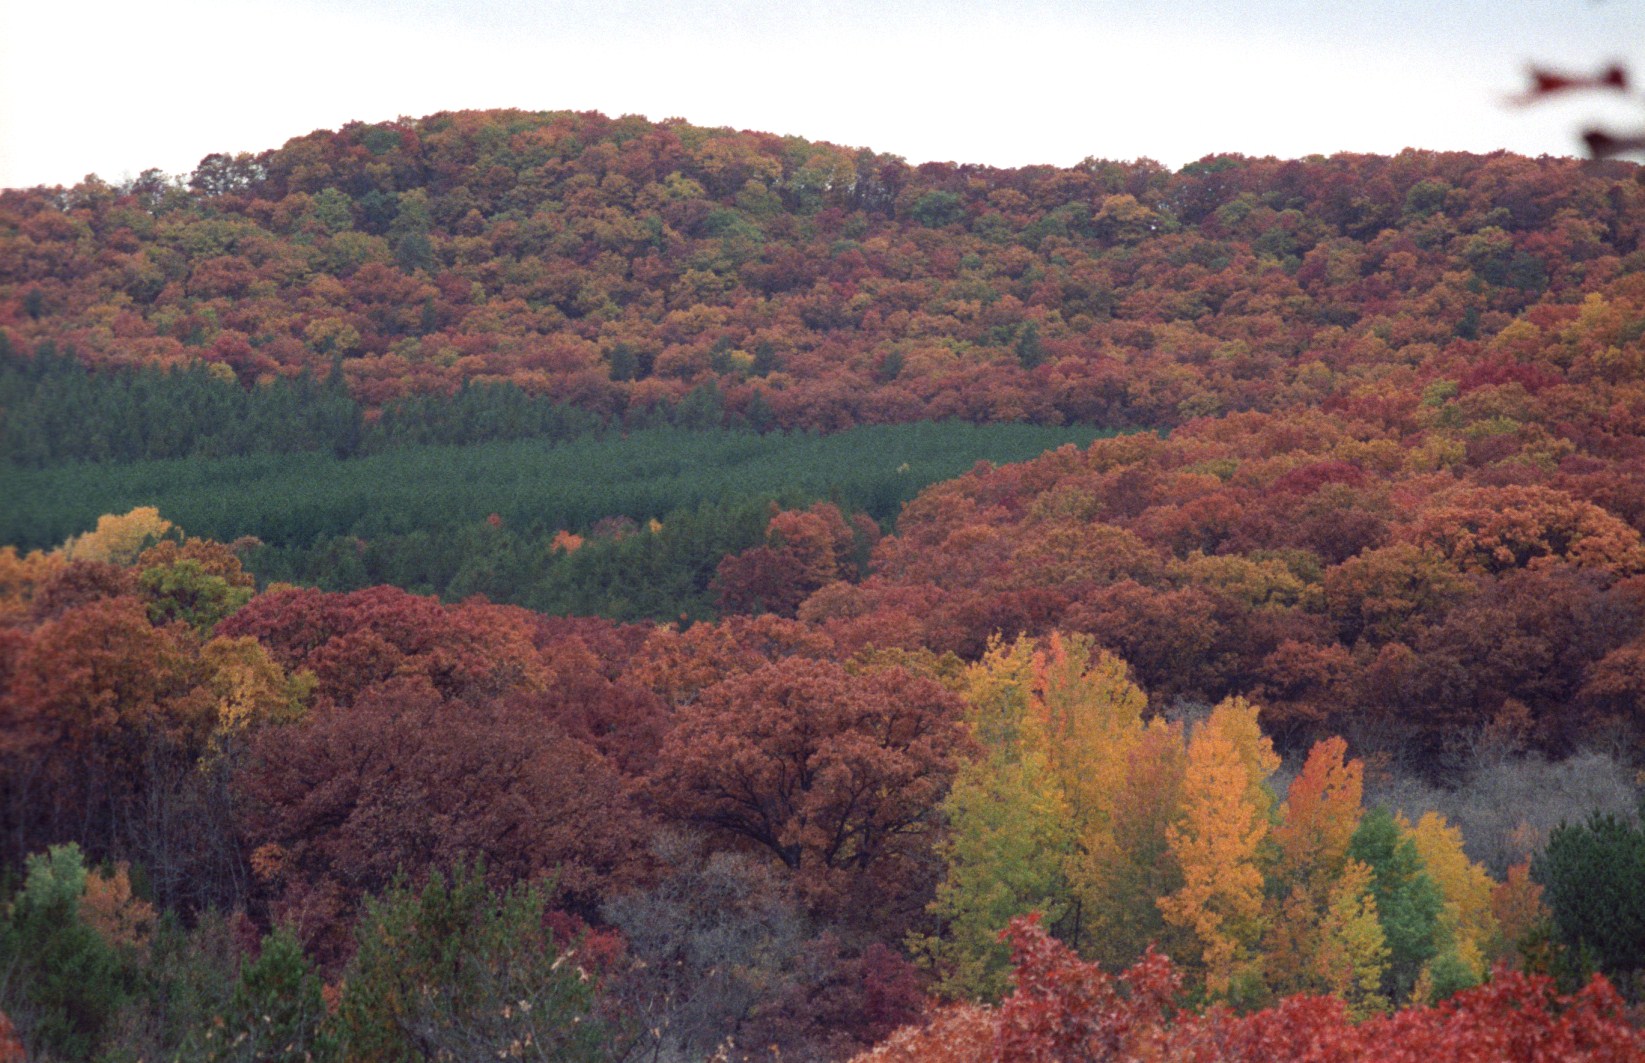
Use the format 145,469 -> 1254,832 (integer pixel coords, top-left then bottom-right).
2,0 -> 1642,190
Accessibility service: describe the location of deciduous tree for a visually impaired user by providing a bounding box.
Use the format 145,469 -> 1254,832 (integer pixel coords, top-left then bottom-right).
1158,703 -> 1273,1001
644,657 -> 967,924
240,676 -> 648,967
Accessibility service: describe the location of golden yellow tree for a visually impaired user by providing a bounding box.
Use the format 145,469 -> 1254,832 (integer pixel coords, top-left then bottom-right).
1158,710 -> 1270,999
58,507 -> 175,565
1077,717 -> 1189,971
1031,631 -> 1153,955
965,635 -> 1038,752
1032,631 -> 1146,831
1205,695 -> 1281,825
199,635 -> 315,763
1403,811 -> 1501,981
1264,736 -> 1366,996
1313,858 -> 1391,1019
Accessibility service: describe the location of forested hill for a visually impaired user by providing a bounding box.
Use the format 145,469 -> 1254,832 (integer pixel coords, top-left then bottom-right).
1,108 -> 1641,432
17,112 -> 1645,1061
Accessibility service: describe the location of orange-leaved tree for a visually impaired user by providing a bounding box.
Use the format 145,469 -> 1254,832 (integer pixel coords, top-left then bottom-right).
1157,697 -> 1276,1002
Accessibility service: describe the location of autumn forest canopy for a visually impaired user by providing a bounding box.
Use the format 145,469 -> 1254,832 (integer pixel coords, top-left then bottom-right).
6,108 -> 1645,1059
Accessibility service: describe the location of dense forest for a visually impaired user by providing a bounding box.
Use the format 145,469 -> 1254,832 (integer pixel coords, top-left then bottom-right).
6,108 -> 1642,435
5,109 -> 1645,1059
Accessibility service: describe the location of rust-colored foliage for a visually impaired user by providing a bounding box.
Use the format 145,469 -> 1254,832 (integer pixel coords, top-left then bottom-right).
4,594 -> 211,771
715,502 -> 866,617
25,560 -> 138,624
18,122 -> 1639,762
1273,736 -> 1364,892
238,674 -> 649,968
645,656 -> 967,922
79,861 -> 158,951
1409,484 -> 1645,576
215,584 -> 547,706
1491,860 -> 1550,967
0,546 -> 64,623
0,592 -> 228,893
849,1003 -> 995,1063
824,395 -> 1645,751
630,613 -> 836,706
858,916 -> 1645,1061
0,1010 -> 23,1063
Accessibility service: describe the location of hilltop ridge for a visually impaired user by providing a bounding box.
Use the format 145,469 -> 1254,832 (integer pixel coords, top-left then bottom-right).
3,108 -> 1638,434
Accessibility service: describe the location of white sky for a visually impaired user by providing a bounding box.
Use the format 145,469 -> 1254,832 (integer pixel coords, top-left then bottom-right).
2,0 -> 1642,190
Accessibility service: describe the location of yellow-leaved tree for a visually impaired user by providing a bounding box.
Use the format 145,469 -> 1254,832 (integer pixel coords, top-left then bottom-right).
1313,858 -> 1391,1019
1033,631 -> 1146,833
58,507 -> 175,565
914,636 -> 1074,1000
1076,716 -> 1189,972
1031,632 -> 1150,952
918,632 -> 1161,997
1263,736 -> 1368,997
1403,811 -> 1501,982
199,635 -> 315,764
1158,697 -> 1276,1001
1207,695 -> 1281,826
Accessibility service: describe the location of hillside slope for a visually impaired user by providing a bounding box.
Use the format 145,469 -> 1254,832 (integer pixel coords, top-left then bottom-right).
3,109 -> 1641,433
